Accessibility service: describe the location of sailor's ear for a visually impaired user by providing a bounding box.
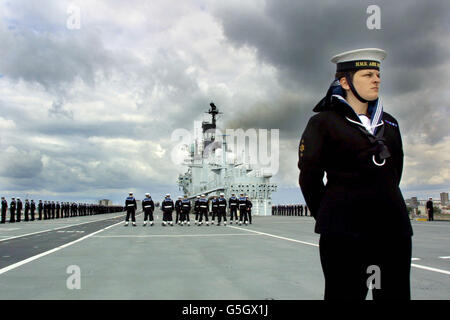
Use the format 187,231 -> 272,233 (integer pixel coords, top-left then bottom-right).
339,76 -> 350,91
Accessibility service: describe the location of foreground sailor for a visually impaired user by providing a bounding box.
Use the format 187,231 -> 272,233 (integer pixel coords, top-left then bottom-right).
217,193 -> 227,226
180,195 -> 191,226
298,48 -> 413,300
124,192 -> 137,226
161,194 -> 174,226
228,193 -> 238,224
1,197 -> 7,223
142,193 -> 155,226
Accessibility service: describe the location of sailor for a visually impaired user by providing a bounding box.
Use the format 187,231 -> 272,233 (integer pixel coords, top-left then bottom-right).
124,192 -> 137,226
228,193 -> 238,224
238,193 -> 248,225
217,193 -> 227,226
51,201 -> 56,219
194,195 -> 201,225
56,201 -> 60,219
16,197 -> 22,222
9,197 -> 16,223
1,196 -> 7,223
175,196 -> 183,225
30,200 -> 36,221
161,194 -> 174,226
38,200 -> 43,220
211,195 -> 219,225
246,196 -> 253,224
426,198 -> 434,221
142,193 -> 155,226
24,199 -> 30,222
180,195 -> 191,226
298,48 -> 413,300
198,194 -> 209,226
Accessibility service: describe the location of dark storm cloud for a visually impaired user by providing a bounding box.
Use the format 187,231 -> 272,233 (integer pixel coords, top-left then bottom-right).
213,0 -> 450,139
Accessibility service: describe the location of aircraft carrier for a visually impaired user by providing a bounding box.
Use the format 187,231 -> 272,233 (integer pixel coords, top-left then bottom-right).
178,103 -> 277,216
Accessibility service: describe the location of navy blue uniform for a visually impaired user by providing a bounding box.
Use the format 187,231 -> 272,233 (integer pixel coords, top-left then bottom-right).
142,197 -> 155,223
217,197 -> 227,225
228,196 -> 238,222
180,199 -> 191,224
161,197 -> 174,224
124,196 -> 137,223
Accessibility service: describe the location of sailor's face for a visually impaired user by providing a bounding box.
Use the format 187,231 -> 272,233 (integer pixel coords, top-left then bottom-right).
352,69 -> 380,101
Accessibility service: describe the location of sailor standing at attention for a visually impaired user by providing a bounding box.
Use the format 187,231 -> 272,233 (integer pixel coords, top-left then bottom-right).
180,195 -> 191,226
298,48 -> 413,300
16,198 -> 22,222
142,193 -> 155,226
161,194 -> 174,226
194,195 -> 201,225
124,192 -> 137,226
198,194 -> 209,226
238,193 -> 248,226
175,196 -> 183,225
217,193 -> 227,226
228,193 -> 238,224
1,197 -> 8,224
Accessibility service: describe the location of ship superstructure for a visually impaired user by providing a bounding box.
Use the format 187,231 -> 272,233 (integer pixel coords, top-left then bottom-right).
178,103 -> 277,215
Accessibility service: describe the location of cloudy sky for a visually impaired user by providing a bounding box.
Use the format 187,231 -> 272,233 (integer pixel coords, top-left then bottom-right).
0,0 -> 449,205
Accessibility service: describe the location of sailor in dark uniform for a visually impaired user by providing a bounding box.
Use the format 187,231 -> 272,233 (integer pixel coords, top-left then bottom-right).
38,200 -> 43,220
24,199 -> 30,221
238,193 -> 248,226
124,192 -> 137,226
9,198 -> 16,223
175,196 -> 183,225
217,193 -> 227,226
180,195 -> 191,226
194,195 -> 200,225
1,197 -> 7,223
228,193 -> 238,224
246,196 -> 253,224
298,48 -> 413,300
426,198 -> 434,221
211,195 -> 219,225
198,194 -> 209,226
56,201 -> 60,219
16,198 -> 22,222
142,193 -> 155,226
30,200 -> 36,221
161,194 -> 174,226
51,201 -> 56,219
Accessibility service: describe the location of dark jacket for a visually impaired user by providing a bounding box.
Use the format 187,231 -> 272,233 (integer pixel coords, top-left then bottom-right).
125,197 -> 137,211
298,93 -> 413,237
142,197 -> 155,212
161,198 -> 174,213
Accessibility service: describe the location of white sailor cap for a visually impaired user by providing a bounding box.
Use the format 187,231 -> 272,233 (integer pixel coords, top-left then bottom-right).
201,194 -> 206,197
196,195 -> 200,198
129,192 -> 133,195
145,193 -> 150,196
178,196 -> 182,199
165,194 -> 170,197
331,48 -> 386,72
220,193 -> 225,196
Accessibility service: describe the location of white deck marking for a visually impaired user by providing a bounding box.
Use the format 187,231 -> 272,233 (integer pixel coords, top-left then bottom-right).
227,225 -> 319,247
229,226 -> 450,275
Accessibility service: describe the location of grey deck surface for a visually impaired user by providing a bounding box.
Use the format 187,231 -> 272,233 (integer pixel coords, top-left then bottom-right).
0,210 -> 448,300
